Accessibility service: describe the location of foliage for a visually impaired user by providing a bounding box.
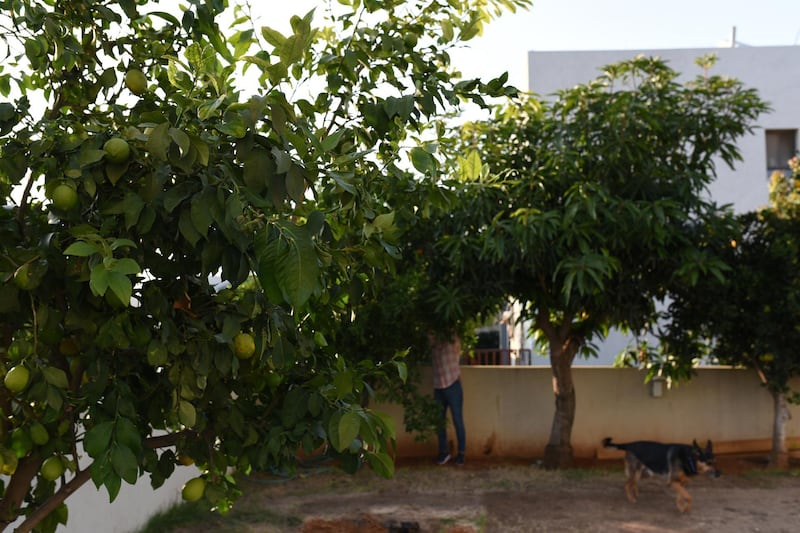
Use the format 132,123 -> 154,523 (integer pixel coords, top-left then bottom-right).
0,0 -> 531,530
445,55 -> 768,466
660,162 -> 800,403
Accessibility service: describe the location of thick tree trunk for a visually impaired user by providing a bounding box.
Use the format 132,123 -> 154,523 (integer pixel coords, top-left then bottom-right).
769,390 -> 790,468
543,334 -> 580,469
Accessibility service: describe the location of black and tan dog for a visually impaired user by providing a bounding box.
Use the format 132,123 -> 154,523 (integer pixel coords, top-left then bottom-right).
603,437 -> 721,513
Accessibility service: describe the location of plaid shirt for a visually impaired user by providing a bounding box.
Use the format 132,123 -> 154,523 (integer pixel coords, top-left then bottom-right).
431,336 -> 462,390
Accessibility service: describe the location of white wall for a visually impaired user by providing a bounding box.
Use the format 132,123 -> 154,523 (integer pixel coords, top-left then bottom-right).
528,45 -> 800,214
55,464 -> 197,533
526,45 -> 800,365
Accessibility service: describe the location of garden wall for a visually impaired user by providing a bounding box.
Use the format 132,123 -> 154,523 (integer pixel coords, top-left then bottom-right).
376,366 -> 800,460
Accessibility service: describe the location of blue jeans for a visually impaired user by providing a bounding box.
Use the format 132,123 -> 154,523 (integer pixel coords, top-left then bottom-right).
435,379 -> 465,455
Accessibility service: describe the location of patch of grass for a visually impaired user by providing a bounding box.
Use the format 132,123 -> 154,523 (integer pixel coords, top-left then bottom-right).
136,500 -> 218,533
135,499 -> 302,533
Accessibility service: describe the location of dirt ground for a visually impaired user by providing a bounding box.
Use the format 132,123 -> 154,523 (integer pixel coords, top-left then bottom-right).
218,453 -> 800,533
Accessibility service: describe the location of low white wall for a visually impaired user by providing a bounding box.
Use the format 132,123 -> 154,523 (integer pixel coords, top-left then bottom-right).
57,464 -> 197,533
377,366 -> 800,459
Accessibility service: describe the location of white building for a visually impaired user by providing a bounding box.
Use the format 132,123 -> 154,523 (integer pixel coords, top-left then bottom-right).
500,45 -> 800,366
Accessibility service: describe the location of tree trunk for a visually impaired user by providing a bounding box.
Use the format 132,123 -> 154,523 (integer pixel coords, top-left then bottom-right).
768,390 -> 790,468
542,334 -> 580,469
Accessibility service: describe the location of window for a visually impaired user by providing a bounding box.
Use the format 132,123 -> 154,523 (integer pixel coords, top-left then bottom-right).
765,129 -> 797,177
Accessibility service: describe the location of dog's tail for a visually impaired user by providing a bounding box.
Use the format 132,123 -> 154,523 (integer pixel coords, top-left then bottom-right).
602,437 -> 623,450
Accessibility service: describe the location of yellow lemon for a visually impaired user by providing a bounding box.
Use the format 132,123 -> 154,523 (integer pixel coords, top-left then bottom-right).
233,332 -> 256,359
181,477 -> 206,501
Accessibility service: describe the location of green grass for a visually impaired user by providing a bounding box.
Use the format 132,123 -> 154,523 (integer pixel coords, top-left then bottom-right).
135,499 -> 302,533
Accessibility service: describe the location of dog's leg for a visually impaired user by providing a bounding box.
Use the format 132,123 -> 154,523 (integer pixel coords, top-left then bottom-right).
623,460 -> 642,503
669,480 -> 692,513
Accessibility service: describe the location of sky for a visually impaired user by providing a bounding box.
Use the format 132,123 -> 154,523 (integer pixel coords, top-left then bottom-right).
264,0 -> 800,90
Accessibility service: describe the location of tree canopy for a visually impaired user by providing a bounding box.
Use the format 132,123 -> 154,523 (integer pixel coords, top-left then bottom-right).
0,0 -> 531,530
659,159 -> 800,467
443,55 -> 767,467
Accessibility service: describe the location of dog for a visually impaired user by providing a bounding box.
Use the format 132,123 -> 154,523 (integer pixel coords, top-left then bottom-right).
602,437 -> 721,513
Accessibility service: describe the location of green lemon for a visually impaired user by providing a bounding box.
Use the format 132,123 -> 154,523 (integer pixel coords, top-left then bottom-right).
124,69 -> 148,95
13,264 -> 32,290
51,184 -> 78,211
233,332 -> 256,360
4,365 -> 30,394
41,456 -> 64,481
30,422 -> 49,446
103,137 -> 131,163
181,477 -> 206,502
0,448 -> 18,475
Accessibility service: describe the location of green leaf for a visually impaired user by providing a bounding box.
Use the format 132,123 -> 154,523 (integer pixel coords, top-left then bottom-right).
42,366 -> 69,389
89,264 -> 110,296
63,241 -> 100,257
147,341 -> 168,366
107,272 -> 133,306
111,258 -> 141,276
85,421 -> 114,458
366,451 -> 395,478
115,417 -> 143,455
111,444 -> 139,484
410,147 -> 437,175
179,209 -> 202,246
242,147 -> 274,193
145,122 -> 171,161
261,27 -> 287,48
280,387 -> 307,427
168,127 -> 191,156
80,147 -> 107,167
104,472 -> 122,502
255,221 -> 320,308
331,411 -> 360,453
178,400 -> 197,428
459,150 -> 483,181
333,370 -> 353,399
285,164 -> 306,203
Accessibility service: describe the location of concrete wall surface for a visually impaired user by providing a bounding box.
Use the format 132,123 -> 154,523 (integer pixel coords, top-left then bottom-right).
54,463 -> 197,533
376,366 -> 800,460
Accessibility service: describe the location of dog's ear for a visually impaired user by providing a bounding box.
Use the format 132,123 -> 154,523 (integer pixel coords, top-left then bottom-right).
705,440 -> 713,453
693,439 -> 700,450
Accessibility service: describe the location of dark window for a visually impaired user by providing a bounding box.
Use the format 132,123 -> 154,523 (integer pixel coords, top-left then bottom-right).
765,129 -> 797,177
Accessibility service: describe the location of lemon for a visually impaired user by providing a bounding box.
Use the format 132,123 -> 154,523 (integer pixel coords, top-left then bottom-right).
41,456 -> 64,481
124,69 -> 148,95
4,365 -> 30,394
181,477 -> 206,502
103,137 -> 130,163
177,454 -> 195,466
233,332 -> 256,360
13,264 -> 32,290
30,422 -> 49,446
51,184 -> 78,211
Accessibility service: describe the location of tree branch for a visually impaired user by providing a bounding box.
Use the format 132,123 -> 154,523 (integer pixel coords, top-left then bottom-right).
12,467 -> 92,533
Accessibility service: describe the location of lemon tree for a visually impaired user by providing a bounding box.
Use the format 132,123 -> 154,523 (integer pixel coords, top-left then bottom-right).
0,0 -> 530,531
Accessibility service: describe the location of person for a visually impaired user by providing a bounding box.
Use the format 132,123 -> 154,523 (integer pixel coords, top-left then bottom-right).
430,333 -> 465,466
